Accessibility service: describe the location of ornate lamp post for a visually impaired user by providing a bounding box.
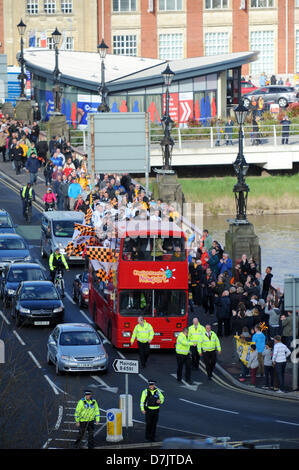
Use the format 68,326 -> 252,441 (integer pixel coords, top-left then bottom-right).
233,102 -> 249,222
160,64 -> 175,171
97,39 -> 110,112
17,19 -> 27,98
52,27 -> 62,113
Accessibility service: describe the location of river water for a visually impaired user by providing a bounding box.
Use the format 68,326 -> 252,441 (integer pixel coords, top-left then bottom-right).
203,214 -> 299,289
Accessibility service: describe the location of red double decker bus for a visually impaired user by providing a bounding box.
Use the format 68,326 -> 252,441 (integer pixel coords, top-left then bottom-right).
88,221 -> 188,349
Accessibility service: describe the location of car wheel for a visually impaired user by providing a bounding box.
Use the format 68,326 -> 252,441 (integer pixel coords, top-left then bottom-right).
278,97 -> 288,108
243,98 -> 250,108
78,293 -> 83,307
72,286 -> 77,302
41,243 -> 46,259
15,313 -> 21,327
55,359 -> 62,376
47,350 -> 52,365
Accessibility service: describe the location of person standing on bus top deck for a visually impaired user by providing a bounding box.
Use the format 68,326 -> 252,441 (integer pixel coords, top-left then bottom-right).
130,316 -> 154,369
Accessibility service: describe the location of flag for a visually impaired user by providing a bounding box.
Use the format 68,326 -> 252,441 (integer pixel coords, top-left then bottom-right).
60,30 -> 67,51
40,31 -> 47,48
29,30 -> 36,48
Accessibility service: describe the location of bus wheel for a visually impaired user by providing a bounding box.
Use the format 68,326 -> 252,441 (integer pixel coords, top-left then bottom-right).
107,322 -> 112,342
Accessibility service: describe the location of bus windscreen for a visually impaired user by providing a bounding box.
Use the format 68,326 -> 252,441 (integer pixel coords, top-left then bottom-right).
122,236 -> 186,261
119,290 -> 187,317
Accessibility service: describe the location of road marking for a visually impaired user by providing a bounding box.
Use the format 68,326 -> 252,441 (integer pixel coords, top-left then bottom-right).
0,310 -> 10,325
276,420 -> 299,427
13,330 -> 26,346
54,406 -> 64,430
133,418 -> 212,438
91,375 -> 118,394
28,350 -> 42,368
80,309 -> 93,324
180,398 -> 239,415
42,439 -> 52,449
170,373 -> 201,391
94,423 -> 106,436
65,292 -> 75,305
44,374 -> 59,395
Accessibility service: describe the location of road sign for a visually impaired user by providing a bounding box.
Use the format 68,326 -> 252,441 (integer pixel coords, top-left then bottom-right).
112,359 -> 139,374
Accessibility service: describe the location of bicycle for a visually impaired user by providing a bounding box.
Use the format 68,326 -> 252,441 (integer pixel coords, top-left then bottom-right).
24,199 -> 32,223
45,202 -> 55,212
54,268 -> 65,298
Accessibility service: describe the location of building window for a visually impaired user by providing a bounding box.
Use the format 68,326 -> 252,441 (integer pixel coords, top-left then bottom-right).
204,32 -> 229,56
47,36 -> 55,49
112,0 -> 136,12
159,33 -> 183,60
61,0 -> 72,13
159,0 -> 183,10
250,0 -> 274,7
296,0 -> 299,6
250,30 -> 274,74
27,0 -> 39,14
296,30 -> 299,71
65,36 -> 74,50
205,0 -> 228,8
44,0 -> 56,13
113,35 -> 137,56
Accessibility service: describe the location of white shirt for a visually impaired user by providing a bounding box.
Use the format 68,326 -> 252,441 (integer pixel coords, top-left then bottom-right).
272,342 -> 291,363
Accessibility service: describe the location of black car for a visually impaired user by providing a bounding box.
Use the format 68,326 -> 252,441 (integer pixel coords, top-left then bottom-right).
11,281 -> 64,327
0,209 -> 17,234
72,270 -> 89,307
0,233 -> 32,271
0,262 -> 47,307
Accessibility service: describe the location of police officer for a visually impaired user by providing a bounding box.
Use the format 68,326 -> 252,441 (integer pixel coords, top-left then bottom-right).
188,317 -> 205,369
175,327 -> 194,384
140,380 -> 164,442
130,316 -> 154,368
49,247 -> 69,283
74,390 -> 100,449
197,324 -> 221,380
20,183 -> 35,217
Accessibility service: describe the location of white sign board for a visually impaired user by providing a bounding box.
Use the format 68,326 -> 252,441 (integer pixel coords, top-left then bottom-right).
113,359 -> 139,374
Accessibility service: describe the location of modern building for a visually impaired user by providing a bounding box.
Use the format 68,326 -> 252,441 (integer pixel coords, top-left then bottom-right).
3,0 -> 98,66
96,0 -> 299,78
23,48 -> 257,126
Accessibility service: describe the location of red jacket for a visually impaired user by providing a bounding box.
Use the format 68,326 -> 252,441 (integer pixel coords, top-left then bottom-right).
43,192 -> 57,203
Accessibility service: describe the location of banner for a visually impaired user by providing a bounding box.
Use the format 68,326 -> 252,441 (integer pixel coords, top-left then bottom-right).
234,336 -> 254,366
40,31 -> 47,48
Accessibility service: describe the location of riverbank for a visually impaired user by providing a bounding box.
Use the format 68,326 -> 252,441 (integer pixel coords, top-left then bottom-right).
144,173 -> 299,216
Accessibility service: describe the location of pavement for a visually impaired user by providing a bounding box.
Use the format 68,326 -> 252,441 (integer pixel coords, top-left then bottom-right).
0,158 -> 298,405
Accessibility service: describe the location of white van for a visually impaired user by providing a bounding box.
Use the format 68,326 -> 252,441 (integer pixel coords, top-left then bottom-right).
40,211 -> 85,262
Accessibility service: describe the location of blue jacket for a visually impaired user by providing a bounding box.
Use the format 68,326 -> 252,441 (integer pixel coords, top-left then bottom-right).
214,295 -> 231,319
68,182 -> 82,199
51,155 -> 63,167
218,257 -> 232,276
26,156 -> 40,174
252,332 -> 266,353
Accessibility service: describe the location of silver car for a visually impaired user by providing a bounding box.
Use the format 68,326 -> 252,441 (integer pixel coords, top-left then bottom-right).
242,85 -> 299,108
47,323 -> 108,375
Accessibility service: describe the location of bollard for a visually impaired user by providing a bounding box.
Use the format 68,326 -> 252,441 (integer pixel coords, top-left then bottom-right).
106,408 -> 123,442
119,394 -> 133,427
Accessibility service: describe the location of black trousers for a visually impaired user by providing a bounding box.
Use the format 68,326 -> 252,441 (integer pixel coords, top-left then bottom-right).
138,341 -> 150,368
217,318 -> 231,337
190,345 -> 200,368
203,350 -> 217,378
75,420 -> 95,449
203,294 -> 214,315
176,353 -> 191,382
145,408 -> 159,441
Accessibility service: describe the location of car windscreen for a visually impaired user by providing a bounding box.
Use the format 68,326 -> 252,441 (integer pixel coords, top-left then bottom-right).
0,238 -> 26,250
122,236 -> 186,261
82,272 -> 89,283
59,331 -> 101,346
119,289 -> 187,317
53,220 -> 81,238
0,215 -> 13,228
8,268 -> 45,282
20,285 -> 59,300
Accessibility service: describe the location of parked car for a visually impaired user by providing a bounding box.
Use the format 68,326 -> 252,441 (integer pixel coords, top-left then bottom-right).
0,233 -> 32,271
0,209 -> 17,234
241,80 -> 258,95
72,270 -> 89,307
0,262 -> 47,307
46,323 -> 108,375
11,280 -> 64,327
242,85 -> 299,108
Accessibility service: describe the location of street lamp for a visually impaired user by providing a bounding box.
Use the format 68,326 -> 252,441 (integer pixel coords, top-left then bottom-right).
160,64 -> 175,171
233,102 -> 250,222
52,27 -> 62,113
97,39 -> 110,112
17,19 -> 27,98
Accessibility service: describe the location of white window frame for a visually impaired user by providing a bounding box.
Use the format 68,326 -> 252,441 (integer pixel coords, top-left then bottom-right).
250,30 -> 274,75
159,0 -> 183,11
27,0 -> 39,14
296,0 -> 299,7
113,35 -> 137,56
159,33 -> 183,60
205,0 -> 228,9
65,36 -> 74,50
61,0 -> 72,13
204,32 -> 229,56
250,0 -> 274,8
112,0 -> 137,12
47,36 -> 55,49
44,0 -> 56,14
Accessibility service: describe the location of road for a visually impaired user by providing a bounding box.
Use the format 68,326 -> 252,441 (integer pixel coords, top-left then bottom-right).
0,179 -> 299,449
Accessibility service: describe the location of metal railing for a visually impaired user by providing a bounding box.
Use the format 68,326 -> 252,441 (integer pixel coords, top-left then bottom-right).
71,123 -> 299,152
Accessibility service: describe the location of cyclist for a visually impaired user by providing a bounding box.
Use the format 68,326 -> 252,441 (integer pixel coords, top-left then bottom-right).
20,182 -> 35,217
43,187 -> 57,211
49,247 -> 69,283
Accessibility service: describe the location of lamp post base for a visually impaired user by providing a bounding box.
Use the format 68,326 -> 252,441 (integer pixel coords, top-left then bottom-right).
47,113 -> 69,142
14,98 -> 33,122
152,169 -> 184,214
225,220 -> 261,272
